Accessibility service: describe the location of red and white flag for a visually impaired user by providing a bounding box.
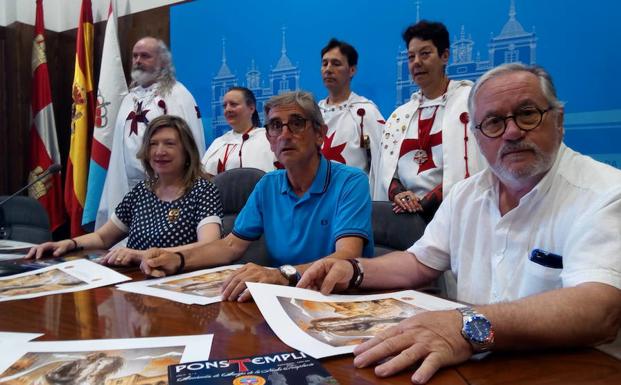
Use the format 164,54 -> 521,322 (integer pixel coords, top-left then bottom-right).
83,0 -> 127,228
28,0 -> 64,231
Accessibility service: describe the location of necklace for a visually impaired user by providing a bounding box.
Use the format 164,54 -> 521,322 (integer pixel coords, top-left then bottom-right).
411,80 -> 449,165
167,208 -> 180,223
153,181 -> 185,223
132,85 -> 159,113
412,105 -> 440,165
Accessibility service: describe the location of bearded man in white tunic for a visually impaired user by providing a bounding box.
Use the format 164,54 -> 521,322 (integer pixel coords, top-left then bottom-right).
97,37 -> 205,228
319,38 -> 384,173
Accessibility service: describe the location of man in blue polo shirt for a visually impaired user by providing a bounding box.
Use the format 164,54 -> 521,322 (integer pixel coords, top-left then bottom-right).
141,91 -> 374,301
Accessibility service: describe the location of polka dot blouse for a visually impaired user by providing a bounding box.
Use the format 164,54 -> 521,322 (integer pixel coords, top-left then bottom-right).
112,178 -> 223,250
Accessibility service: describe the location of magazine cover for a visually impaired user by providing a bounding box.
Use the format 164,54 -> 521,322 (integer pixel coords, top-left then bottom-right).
116,265 -> 243,305
168,351 -> 339,385
0,334 -> 214,384
247,282 -> 464,358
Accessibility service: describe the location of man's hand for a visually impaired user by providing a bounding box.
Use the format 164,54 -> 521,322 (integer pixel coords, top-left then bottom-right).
353,309 -> 472,384
140,248 -> 182,277
297,258 -> 354,295
100,248 -> 145,266
25,240 -> 74,260
220,263 -> 288,302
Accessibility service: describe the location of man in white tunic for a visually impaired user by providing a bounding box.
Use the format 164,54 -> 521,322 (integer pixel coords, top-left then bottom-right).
318,38 -> 384,173
97,37 -> 205,228
300,63 -> 621,384
371,21 -> 484,218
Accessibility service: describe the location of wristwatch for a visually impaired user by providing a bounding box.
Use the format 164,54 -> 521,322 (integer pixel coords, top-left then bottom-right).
457,307 -> 495,352
278,265 -> 300,286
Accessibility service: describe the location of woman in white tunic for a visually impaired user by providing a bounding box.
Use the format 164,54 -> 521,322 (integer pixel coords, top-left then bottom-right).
202,87 -> 276,176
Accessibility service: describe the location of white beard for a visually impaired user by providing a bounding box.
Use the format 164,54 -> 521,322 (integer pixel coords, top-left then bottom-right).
131,68 -> 158,87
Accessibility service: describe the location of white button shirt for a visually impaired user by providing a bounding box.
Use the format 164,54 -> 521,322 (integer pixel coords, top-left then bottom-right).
410,144 -> 621,305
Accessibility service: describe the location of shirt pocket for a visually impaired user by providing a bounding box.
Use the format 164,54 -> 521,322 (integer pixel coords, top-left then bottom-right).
522,259 -> 563,295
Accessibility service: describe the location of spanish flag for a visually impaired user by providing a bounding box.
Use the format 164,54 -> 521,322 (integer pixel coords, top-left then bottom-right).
65,0 -> 94,237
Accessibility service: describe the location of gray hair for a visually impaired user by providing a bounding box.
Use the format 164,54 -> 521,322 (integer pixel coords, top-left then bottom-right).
129,37 -> 176,95
154,39 -> 176,95
468,63 -> 564,128
264,91 -> 325,134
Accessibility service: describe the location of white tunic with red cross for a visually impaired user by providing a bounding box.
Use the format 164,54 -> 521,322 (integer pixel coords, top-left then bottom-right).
396,96 -> 446,196
201,127 -> 276,175
319,92 -> 385,173
371,80 -> 486,201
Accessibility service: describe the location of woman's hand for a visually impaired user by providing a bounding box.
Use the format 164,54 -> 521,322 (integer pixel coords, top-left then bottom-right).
25,239 -> 75,260
392,191 -> 423,213
100,248 -> 146,266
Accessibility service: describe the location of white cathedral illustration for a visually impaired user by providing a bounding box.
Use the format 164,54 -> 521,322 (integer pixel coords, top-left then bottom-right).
211,27 -> 300,137
396,0 -> 537,106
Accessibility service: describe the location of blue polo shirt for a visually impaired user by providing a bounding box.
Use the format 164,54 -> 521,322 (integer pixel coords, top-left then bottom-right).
232,156 -> 374,266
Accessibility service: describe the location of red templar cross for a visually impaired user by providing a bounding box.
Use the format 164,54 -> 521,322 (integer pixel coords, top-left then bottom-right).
399,131 -> 442,174
322,131 -> 347,164
126,101 -> 150,136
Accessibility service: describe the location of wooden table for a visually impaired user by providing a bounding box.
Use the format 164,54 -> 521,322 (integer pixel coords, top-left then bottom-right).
0,268 -> 619,385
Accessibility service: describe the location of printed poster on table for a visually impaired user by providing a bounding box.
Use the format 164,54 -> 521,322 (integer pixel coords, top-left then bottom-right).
247,282 -> 464,358
116,265 -> 243,305
0,334 -> 214,385
0,332 -> 43,349
0,259 -> 129,302
168,350 -> 339,385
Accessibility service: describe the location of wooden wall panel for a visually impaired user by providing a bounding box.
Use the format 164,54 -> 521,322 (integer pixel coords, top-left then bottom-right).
0,27 -> 6,195
0,6 -> 171,238
0,6 -> 170,194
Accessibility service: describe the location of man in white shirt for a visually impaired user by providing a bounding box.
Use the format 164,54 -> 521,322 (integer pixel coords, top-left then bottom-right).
318,38 -> 384,173
97,37 -> 205,228
300,63 -> 621,384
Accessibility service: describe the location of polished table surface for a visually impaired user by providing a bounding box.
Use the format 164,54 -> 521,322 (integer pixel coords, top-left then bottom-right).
0,267 -> 619,385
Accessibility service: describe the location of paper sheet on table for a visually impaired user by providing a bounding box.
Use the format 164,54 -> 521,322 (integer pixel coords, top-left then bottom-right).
0,259 -> 130,302
0,240 -> 37,253
0,331 -> 43,346
0,254 -> 24,261
116,265 -> 243,305
0,334 -> 214,383
248,282 -> 465,359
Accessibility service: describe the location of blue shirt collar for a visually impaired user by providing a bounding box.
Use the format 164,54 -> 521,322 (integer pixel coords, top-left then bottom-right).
279,155 -> 331,196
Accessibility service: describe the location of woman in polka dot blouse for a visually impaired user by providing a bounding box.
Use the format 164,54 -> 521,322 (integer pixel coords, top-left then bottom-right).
27,116 -> 223,266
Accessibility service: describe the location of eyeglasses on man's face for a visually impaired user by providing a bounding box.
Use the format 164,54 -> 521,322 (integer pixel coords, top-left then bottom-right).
475,105 -> 553,138
265,114 -> 309,138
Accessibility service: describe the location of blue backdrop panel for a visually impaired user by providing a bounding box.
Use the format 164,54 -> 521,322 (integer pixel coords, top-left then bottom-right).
171,0 -> 621,168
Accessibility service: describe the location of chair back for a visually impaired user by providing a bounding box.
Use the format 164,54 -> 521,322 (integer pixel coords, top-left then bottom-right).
371,200 -> 455,299
371,201 -> 426,256
212,168 -> 271,265
0,195 -> 52,243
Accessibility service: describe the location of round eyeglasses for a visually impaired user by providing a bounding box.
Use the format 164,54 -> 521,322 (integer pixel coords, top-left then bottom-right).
474,106 -> 553,138
265,115 -> 309,138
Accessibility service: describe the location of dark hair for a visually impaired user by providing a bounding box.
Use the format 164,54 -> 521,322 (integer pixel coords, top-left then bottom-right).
402,20 -> 450,55
321,38 -> 358,67
137,115 -> 207,190
227,86 -> 261,127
